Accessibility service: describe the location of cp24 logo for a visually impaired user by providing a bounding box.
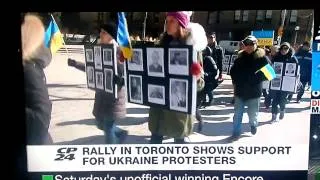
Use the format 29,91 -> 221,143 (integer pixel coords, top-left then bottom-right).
54,147 -> 77,161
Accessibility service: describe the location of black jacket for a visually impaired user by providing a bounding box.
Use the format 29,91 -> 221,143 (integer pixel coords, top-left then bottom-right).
208,43 -> 224,75
24,47 -> 52,145
230,48 -> 269,100
203,55 -> 219,92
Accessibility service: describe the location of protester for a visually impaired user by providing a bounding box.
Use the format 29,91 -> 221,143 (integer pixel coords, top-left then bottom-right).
230,35 -> 270,139
270,42 -> 299,122
148,11 -> 206,143
207,32 -> 224,82
22,14 -> 53,145
68,22 -> 127,144
294,41 -> 312,103
201,46 -> 219,106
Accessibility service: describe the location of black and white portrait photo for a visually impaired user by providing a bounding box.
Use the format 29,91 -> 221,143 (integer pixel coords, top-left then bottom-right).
285,63 -> 296,76
271,76 -> 282,90
274,62 -> 283,75
86,66 -> 95,88
104,68 -> 113,93
94,46 -> 103,70
147,48 -> 164,77
128,49 -> 143,71
103,48 -> 113,66
222,65 -> 229,73
223,55 -> 230,65
148,84 -> 165,105
85,49 -> 93,62
230,55 -> 238,64
170,78 -> 188,112
129,75 -> 143,104
95,71 -> 104,90
169,48 -> 189,75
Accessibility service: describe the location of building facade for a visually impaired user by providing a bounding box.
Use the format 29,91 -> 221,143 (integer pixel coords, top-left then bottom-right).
56,10 -> 313,45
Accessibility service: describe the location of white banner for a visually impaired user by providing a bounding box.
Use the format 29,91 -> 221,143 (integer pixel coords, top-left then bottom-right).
27,144 -> 309,172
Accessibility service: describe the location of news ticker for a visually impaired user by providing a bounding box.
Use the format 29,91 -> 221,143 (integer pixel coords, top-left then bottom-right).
30,170 -> 310,180
27,144 -> 309,172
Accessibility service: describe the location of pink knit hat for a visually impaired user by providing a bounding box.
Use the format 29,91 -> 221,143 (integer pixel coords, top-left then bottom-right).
167,11 -> 192,28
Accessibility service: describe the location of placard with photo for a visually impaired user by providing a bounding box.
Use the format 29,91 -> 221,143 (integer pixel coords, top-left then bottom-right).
281,76 -> 298,92
95,71 -> 104,90
86,66 -> 95,89
169,48 -> 189,75
223,55 -> 231,65
128,49 -> 144,71
104,68 -> 113,93
230,55 -> 238,64
94,46 -> 103,70
129,74 -> 143,104
147,48 -> 165,77
284,63 -> 297,76
148,84 -> 165,105
222,64 -> 229,74
85,49 -> 93,63
102,48 -> 113,66
273,62 -> 283,76
169,78 -> 188,113
270,75 -> 282,90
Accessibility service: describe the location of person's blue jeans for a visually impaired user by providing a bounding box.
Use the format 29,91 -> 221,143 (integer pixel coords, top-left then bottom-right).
233,96 -> 260,136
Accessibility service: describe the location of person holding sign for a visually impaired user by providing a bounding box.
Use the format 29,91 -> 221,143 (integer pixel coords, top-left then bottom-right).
230,35 -> 271,139
68,22 -> 127,144
148,11 -> 206,144
270,42 -> 299,122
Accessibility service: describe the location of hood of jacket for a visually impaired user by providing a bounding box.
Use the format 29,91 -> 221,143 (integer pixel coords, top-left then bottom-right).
237,47 -> 266,60
274,47 -> 294,60
32,44 -> 52,68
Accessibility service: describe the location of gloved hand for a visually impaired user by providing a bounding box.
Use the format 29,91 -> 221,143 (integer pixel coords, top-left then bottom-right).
114,75 -> 125,87
67,58 -> 76,67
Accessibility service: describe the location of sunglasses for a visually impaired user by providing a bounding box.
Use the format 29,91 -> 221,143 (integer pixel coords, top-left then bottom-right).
281,46 -> 289,50
242,40 -> 255,46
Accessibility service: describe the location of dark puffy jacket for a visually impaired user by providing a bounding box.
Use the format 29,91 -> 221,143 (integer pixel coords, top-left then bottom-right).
230,48 -> 269,100
203,55 -> 219,92
295,48 -> 312,82
24,46 -> 53,145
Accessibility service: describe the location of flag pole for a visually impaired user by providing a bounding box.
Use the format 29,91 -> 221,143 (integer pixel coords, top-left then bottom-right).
50,13 -> 70,58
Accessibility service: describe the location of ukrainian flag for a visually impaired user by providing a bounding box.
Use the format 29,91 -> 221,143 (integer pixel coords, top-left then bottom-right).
117,12 -> 133,60
258,64 -> 276,81
44,17 -> 64,54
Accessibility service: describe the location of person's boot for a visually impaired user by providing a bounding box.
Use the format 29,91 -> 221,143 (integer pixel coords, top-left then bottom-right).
279,111 -> 285,120
149,134 -> 163,144
250,126 -> 257,135
196,110 -> 203,132
271,114 -> 278,123
114,127 -> 128,144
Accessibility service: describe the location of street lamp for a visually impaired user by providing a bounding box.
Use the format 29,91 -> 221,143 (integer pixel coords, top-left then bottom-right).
294,26 -> 300,45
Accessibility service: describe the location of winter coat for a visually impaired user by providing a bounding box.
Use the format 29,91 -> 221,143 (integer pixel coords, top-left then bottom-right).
71,46 -> 126,121
295,48 -> 312,82
148,23 -> 207,138
24,45 -> 53,145
230,48 -> 269,100
203,55 -> 219,93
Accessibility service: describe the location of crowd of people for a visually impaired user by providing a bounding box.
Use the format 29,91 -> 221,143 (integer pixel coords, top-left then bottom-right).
22,11 -> 312,145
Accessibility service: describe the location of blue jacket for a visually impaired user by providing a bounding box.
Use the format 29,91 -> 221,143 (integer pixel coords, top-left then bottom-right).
295,48 -> 312,82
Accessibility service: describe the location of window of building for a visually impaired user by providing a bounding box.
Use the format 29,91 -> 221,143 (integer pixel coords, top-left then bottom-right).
290,10 -> 298,23
242,10 -> 249,22
208,11 -> 217,24
256,10 -> 265,21
133,12 -> 143,21
266,10 -> 272,19
234,10 -> 241,23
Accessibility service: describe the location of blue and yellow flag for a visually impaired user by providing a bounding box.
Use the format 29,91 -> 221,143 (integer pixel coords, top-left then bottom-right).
44,17 -> 64,54
257,64 -> 276,81
117,12 -> 133,60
